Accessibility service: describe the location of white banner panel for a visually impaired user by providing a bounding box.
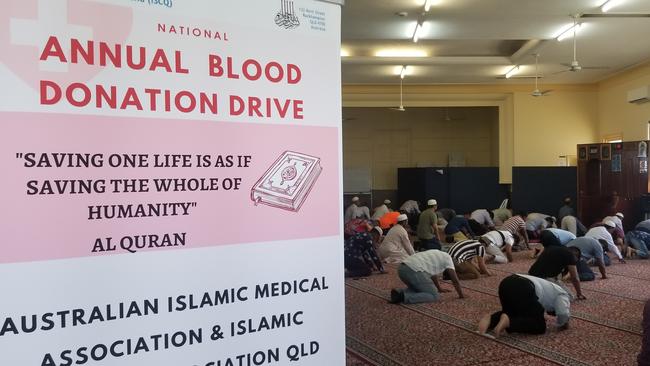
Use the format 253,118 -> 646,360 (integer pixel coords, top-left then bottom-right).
0,0 -> 344,365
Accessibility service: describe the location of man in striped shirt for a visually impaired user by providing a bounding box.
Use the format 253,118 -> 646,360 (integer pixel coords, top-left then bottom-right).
448,239 -> 492,280
501,211 -> 530,250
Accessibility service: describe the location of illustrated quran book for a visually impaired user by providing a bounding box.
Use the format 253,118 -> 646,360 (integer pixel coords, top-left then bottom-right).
251,151 -> 322,212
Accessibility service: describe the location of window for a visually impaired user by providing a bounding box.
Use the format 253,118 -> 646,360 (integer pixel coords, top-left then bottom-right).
602,133 -> 623,143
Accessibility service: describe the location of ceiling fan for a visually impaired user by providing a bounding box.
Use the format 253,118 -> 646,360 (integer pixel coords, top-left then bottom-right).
390,76 -> 406,111
555,15 -> 610,74
580,2 -> 650,19
580,13 -> 650,18
531,54 -> 552,97
496,74 -> 541,80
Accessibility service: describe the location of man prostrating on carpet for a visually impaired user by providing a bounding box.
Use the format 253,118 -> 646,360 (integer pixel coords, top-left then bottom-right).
390,250 -> 465,304
477,274 -> 571,338
448,239 -> 492,280
528,246 -> 586,301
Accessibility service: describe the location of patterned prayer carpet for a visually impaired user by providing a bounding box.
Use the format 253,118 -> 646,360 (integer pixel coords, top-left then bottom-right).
345,249 -> 647,365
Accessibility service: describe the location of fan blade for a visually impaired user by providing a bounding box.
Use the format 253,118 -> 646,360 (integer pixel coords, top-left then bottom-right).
496,75 -> 541,79
541,90 -> 553,95
581,13 -> 650,18
560,63 -> 573,68
581,66 -> 610,70
552,69 -> 570,75
390,106 -> 405,111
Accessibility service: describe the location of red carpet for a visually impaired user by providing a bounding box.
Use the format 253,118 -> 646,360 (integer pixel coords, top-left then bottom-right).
345,250 -> 646,365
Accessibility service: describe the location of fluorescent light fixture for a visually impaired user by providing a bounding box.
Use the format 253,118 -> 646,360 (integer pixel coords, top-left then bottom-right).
412,21 -> 423,43
375,49 -> 428,57
556,23 -> 583,42
400,66 -> 407,79
505,65 -> 520,79
601,0 -> 624,12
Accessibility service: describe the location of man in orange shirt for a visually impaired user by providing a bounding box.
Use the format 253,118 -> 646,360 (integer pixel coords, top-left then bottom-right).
379,211 -> 401,230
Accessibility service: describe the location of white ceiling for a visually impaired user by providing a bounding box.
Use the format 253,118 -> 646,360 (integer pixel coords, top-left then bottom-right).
341,0 -> 650,84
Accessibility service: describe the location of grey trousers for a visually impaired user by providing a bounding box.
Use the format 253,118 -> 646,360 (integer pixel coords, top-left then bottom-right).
397,263 -> 440,304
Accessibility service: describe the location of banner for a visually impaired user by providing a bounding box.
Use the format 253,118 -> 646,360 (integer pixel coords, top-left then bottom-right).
0,0 -> 344,365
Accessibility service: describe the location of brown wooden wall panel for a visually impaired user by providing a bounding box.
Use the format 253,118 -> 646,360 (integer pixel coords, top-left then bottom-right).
577,141 -> 649,230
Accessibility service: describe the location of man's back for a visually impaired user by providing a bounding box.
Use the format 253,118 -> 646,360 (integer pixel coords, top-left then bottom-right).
567,237 -> 603,261
529,246 -> 576,278
417,209 -> 437,240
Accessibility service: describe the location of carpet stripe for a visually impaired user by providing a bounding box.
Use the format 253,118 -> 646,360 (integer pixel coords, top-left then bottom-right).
346,281 -> 589,366
346,348 -> 380,366
601,272 -> 650,282
346,335 -> 405,366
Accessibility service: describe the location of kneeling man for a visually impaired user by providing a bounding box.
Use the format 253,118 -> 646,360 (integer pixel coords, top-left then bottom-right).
448,239 -> 492,280
481,230 -> 514,263
390,250 -> 465,304
528,246 -> 585,300
477,274 -> 571,337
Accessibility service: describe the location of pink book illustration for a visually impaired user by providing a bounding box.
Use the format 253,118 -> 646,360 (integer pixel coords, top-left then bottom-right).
251,151 -> 322,212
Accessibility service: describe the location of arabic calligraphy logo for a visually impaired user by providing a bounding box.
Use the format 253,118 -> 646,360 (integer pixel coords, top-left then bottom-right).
275,0 -> 300,29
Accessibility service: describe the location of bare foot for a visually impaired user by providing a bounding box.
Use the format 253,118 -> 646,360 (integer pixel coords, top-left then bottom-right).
494,313 -> 510,338
477,314 -> 491,334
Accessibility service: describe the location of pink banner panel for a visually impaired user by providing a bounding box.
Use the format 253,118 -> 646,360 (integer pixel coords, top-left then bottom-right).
0,111 -> 340,263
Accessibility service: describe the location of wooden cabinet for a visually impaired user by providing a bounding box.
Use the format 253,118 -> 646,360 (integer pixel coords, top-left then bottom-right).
577,141 -> 649,230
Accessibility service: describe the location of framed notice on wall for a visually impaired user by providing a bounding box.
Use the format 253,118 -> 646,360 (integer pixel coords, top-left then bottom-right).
601,144 -> 611,160
639,141 -> 648,158
579,146 -> 587,160
612,154 -> 622,172
588,145 -> 600,159
0,1 -> 344,365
